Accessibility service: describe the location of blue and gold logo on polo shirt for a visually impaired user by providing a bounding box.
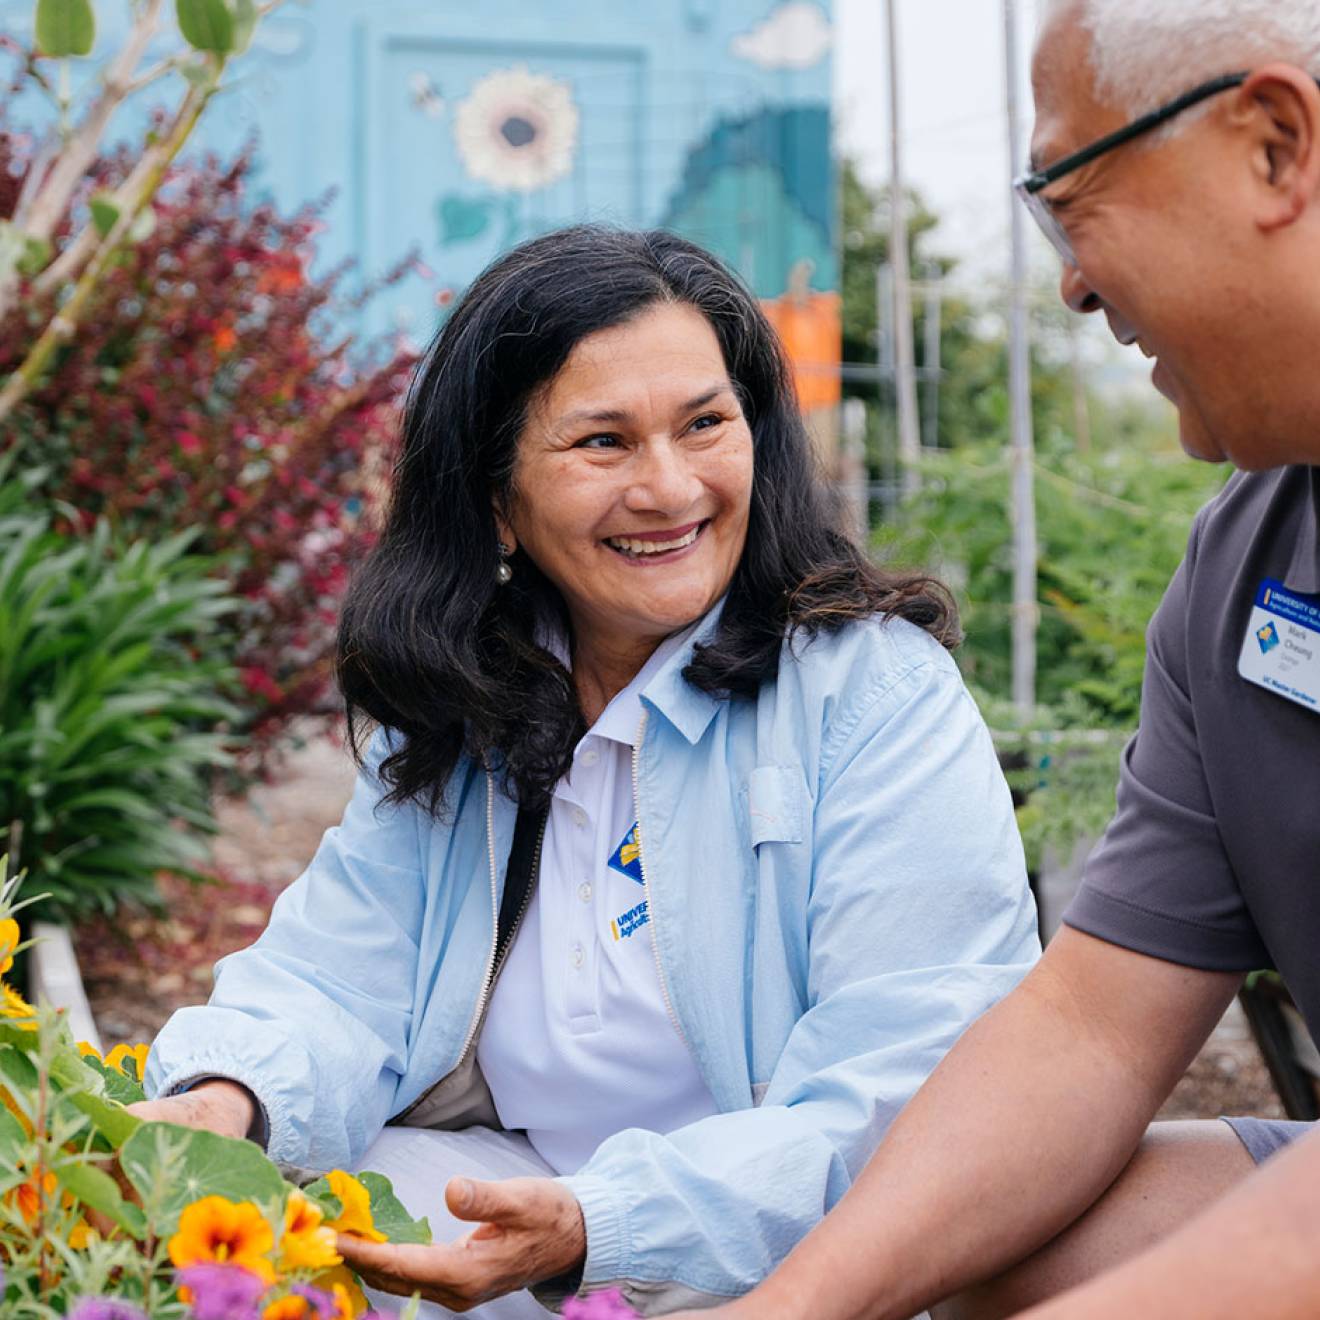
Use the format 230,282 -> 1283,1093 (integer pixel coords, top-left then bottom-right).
607,821 -> 648,940
607,821 -> 643,883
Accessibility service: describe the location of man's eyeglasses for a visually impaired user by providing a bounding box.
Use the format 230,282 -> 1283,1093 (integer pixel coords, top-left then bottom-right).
1013,71 -> 1249,265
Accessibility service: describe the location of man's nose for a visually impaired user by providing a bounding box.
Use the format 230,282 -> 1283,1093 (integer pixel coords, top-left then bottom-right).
1059,260 -> 1102,315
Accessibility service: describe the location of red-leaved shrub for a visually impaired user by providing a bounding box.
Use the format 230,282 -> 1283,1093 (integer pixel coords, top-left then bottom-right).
0,132 -> 416,772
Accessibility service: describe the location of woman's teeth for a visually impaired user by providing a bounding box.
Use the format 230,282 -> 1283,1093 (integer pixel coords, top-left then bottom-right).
606,525 -> 702,557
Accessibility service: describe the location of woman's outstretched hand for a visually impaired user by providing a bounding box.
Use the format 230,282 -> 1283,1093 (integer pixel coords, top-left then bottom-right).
336,1175 -> 586,1312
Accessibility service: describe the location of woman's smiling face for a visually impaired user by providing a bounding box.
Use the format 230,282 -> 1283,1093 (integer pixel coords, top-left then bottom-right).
501,301 -> 754,654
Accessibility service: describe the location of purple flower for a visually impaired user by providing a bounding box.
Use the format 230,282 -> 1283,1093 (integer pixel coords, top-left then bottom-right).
175,1262 -> 268,1320
68,1302 -> 148,1320
290,1281 -> 340,1317
563,1288 -> 641,1319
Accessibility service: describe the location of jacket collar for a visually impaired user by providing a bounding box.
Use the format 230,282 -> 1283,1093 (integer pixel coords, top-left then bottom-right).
1285,466 -> 1320,594
639,597 -> 727,745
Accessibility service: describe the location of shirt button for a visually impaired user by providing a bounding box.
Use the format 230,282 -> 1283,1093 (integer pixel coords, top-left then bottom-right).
579,748 -> 599,767
572,807 -> 588,829
578,882 -> 592,903
571,943 -> 585,969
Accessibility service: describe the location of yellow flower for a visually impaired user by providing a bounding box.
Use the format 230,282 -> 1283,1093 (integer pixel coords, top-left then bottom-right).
310,1267 -> 368,1319
76,1041 -> 102,1061
323,1171 -> 387,1243
0,980 -> 36,1030
168,1194 -> 276,1282
0,917 -> 19,975
278,1189 -> 342,1272
104,1042 -> 150,1081
7,1166 -> 55,1224
263,1280 -> 360,1320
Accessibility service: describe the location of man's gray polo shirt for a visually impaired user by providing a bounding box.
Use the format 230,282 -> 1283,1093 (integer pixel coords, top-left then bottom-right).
1064,465 -> 1320,1036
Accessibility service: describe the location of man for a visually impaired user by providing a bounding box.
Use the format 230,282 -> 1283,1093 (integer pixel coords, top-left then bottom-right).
677,1 -> 1320,1316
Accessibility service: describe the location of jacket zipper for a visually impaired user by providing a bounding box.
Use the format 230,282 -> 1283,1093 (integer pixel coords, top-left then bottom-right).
454,773 -> 546,1064
632,709 -> 688,1046
394,774 -> 544,1121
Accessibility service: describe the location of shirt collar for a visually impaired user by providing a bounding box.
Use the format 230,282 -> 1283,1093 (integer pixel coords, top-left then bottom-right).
1285,466 -> 1320,594
542,597 -> 728,749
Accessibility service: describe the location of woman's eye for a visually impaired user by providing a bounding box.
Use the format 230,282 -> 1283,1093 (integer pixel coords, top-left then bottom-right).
690,413 -> 721,433
577,434 -> 621,450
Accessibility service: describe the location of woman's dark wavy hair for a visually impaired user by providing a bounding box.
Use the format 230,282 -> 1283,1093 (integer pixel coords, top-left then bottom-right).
337,224 -> 957,813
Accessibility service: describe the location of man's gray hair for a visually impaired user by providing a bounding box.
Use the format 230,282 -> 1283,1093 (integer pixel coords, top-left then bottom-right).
1043,0 -> 1320,123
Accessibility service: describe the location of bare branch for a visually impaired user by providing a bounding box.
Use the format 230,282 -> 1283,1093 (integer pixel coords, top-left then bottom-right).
0,78 -> 215,426
18,0 -> 164,246
122,56 -> 181,98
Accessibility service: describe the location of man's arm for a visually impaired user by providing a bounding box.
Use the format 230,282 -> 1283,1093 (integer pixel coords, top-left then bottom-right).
708,927 -> 1239,1320
1019,1124 -> 1320,1319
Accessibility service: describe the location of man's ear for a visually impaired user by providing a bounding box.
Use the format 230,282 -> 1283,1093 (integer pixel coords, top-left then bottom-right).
1235,63 -> 1320,232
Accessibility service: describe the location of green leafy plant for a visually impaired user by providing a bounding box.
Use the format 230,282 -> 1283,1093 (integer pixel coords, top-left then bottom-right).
0,465 -> 241,920
0,861 -> 428,1317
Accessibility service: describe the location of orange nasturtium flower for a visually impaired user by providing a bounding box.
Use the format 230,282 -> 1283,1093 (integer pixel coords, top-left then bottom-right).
0,916 -> 19,974
262,1284 -> 357,1320
168,1195 -> 276,1283
278,1189 -> 342,1272
323,1171 -> 387,1243
104,1042 -> 151,1081
8,1167 -> 56,1223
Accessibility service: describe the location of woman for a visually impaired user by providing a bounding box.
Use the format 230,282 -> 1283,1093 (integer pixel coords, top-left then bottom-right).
139,226 -> 1038,1316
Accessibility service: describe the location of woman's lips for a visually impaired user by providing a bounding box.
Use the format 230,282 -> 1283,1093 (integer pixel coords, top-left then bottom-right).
603,520 -> 708,562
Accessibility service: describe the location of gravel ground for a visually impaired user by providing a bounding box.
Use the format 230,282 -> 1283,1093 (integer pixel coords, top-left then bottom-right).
76,730 -> 1285,1122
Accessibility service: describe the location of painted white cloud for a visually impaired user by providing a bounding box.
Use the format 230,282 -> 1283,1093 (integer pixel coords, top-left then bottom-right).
731,2 -> 832,70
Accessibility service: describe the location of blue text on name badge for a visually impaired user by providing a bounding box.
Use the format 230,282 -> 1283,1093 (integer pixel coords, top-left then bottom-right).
1256,578 -> 1320,631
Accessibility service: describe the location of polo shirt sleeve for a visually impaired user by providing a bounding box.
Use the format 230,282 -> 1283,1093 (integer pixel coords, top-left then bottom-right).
1063,517 -> 1270,970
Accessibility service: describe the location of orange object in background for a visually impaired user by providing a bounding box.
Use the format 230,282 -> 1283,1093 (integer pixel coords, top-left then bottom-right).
761,262 -> 842,414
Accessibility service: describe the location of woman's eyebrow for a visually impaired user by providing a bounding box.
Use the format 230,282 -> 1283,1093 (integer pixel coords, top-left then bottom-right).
555,385 -> 732,430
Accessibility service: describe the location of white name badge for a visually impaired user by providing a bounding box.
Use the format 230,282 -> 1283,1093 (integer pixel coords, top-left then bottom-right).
1237,577 -> 1320,714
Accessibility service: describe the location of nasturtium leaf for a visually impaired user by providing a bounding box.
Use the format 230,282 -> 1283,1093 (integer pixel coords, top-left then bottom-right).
358,1170 -> 432,1245
120,1121 -> 286,1235
176,0 -> 234,53
88,193 -> 121,240
34,0 -> 95,57
64,1088 -> 141,1150
52,1157 -> 147,1239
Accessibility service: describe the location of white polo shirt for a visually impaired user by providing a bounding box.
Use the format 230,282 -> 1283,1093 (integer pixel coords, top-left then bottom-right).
476,623 -> 719,1174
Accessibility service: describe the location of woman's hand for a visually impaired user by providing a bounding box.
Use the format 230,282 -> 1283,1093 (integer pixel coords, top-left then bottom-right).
125,1079 -> 255,1139
337,1175 -> 586,1311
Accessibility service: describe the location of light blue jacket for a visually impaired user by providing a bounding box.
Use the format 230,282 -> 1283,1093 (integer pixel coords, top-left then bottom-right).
147,613 -> 1038,1311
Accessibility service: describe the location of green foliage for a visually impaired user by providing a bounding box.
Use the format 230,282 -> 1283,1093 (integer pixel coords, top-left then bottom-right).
33,0 -> 96,58
0,467 -> 242,921
877,416 -> 1225,722
175,0 -> 236,53
839,157 -> 1230,866
0,911 -> 431,1315
87,191 -> 121,239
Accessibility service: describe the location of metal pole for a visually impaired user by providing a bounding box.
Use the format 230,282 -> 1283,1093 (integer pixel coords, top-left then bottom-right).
922,262 -> 942,450
1004,0 -> 1038,714
886,0 -> 922,495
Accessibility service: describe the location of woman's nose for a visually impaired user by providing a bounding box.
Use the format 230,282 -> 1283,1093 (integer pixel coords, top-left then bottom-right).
626,438 -> 702,514
1060,260 -> 1102,315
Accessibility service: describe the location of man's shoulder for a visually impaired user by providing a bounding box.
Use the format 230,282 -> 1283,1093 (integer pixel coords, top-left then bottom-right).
1192,465 -> 1310,565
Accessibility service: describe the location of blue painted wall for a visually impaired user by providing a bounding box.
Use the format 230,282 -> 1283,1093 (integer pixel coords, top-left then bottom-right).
2,1 -> 835,350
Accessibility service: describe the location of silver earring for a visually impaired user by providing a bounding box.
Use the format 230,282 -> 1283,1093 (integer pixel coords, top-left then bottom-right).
496,542 -> 513,585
